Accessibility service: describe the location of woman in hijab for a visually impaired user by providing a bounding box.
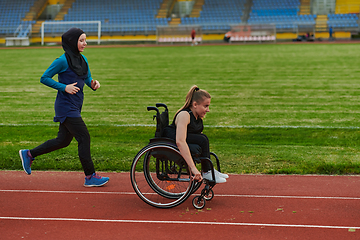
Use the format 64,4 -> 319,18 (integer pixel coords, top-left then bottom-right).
19,28 -> 109,187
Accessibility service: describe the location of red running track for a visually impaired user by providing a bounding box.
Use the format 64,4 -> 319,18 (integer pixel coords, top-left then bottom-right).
1,171 -> 360,239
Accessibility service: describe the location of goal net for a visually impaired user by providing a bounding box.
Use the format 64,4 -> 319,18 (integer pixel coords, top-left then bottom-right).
156,25 -> 202,44
228,24 -> 276,42
41,21 -> 101,45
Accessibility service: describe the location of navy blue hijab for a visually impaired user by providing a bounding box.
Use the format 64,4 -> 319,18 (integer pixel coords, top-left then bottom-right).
62,28 -> 88,76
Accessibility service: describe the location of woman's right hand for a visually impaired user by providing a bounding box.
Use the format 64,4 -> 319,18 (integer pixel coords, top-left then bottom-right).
65,82 -> 80,95
192,168 -> 203,182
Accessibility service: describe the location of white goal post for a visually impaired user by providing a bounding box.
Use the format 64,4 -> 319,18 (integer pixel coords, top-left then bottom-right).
41,21 -> 101,45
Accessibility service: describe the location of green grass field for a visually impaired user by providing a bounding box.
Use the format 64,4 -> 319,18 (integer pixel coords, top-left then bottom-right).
2,43 -> 360,174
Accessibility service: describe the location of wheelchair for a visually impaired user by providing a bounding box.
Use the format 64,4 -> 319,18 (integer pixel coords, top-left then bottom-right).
130,103 -> 223,209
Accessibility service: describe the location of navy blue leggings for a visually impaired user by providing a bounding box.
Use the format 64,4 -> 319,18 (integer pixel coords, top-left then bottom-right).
30,117 -> 95,176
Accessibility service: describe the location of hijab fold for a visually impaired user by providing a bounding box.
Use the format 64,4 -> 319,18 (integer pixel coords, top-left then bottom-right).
62,28 -> 88,76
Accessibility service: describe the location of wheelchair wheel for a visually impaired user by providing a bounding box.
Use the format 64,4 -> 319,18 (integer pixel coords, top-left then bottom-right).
144,153 -> 201,197
130,143 -> 195,208
192,196 -> 206,209
202,189 -> 214,201
191,180 -> 202,194
143,150 -> 189,199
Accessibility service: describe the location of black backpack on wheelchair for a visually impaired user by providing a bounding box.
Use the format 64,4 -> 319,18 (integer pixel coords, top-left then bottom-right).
130,103 -> 221,209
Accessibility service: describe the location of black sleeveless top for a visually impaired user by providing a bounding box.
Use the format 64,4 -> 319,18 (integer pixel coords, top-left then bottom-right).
163,108 -> 203,139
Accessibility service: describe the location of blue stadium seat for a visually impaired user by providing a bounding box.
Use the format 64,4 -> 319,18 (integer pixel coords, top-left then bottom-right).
0,0 -> 36,35
60,0 -> 165,34
327,13 -> 358,29
248,0 -> 317,30
179,0 -> 245,31
2,0 -> 357,37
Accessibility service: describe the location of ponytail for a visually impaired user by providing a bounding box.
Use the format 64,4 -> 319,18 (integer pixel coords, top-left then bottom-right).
175,85 -> 211,115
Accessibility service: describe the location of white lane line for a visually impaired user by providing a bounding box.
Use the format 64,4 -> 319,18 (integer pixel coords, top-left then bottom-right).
0,216 -> 359,230
0,189 -> 135,195
1,189 -> 360,200
218,194 -> 360,200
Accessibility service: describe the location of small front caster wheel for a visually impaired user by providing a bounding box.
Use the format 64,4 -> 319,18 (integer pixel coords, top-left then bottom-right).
203,189 -> 214,201
192,196 -> 206,209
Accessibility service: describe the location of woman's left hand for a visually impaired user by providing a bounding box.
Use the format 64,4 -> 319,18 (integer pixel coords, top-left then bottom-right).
91,80 -> 100,90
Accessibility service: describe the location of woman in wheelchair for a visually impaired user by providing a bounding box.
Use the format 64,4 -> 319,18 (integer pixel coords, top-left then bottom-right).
163,85 -> 229,183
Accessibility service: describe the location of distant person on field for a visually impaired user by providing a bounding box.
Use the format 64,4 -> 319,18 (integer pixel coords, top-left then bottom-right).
163,85 -> 229,183
19,27 -> 109,187
329,26 -> 333,41
224,31 -> 232,43
191,28 -> 197,46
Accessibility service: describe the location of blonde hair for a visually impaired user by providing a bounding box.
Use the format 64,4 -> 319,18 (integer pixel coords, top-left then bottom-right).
175,85 -> 211,115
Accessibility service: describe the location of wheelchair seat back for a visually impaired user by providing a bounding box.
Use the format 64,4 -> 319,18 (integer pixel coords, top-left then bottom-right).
147,103 -> 168,138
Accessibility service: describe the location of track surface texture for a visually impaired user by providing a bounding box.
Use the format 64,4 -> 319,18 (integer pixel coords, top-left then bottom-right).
1,171 -> 359,239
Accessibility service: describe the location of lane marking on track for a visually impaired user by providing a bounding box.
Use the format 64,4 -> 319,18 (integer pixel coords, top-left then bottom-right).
0,216 -> 359,230
216,194 -> 360,200
1,189 -> 360,200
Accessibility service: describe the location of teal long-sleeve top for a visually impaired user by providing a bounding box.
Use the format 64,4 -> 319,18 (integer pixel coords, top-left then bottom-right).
40,54 -> 94,123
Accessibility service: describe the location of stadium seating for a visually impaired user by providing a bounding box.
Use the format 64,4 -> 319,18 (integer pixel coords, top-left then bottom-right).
180,0 -> 245,31
0,0 -> 36,35
61,0 -> 167,33
0,0 -> 359,40
327,13 -> 359,28
335,0 -> 360,14
250,0 -> 300,16
248,0 -> 316,30
248,14 -> 317,30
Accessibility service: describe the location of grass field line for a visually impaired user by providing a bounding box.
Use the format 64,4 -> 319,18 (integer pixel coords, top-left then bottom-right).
1,123 -> 360,129
1,216 -> 359,230
1,189 -> 360,201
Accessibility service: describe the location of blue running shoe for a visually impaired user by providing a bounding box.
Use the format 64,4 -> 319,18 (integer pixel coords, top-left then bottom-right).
84,173 -> 109,187
19,149 -> 33,175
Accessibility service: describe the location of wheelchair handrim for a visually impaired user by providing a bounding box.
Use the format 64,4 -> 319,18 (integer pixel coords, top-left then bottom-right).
130,144 -> 195,208
143,151 -> 187,199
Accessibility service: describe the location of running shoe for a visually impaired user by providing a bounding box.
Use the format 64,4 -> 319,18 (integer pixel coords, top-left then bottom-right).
214,169 -> 229,179
84,173 -> 109,187
203,171 -> 226,183
19,149 -> 34,175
